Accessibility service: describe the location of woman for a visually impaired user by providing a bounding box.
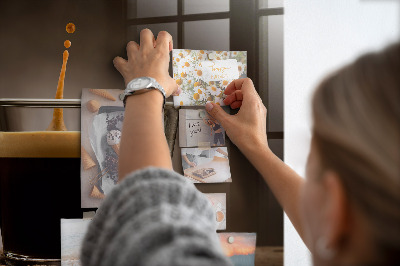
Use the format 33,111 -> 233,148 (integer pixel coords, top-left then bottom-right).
203,117 -> 225,146
81,29 -> 400,266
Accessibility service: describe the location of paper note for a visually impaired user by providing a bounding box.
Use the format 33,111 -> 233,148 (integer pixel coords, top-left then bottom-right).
218,233 -> 257,266
205,193 -> 227,230
80,88 -> 124,208
81,89 -> 179,208
179,109 -> 228,148
199,59 -> 239,82
181,147 -> 231,183
61,219 -> 92,266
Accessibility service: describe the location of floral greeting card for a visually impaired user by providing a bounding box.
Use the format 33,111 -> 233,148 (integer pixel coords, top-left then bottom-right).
173,49 -> 247,107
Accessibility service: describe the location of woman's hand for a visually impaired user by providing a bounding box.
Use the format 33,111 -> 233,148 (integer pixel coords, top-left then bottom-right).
113,29 -> 179,97
205,78 -> 268,155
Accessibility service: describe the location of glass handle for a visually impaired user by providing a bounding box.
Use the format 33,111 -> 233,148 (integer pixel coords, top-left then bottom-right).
0,98 -> 174,108
0,99 -> 81,108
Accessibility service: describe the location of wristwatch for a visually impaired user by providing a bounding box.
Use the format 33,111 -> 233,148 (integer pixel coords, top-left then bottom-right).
119,77 -> 166,107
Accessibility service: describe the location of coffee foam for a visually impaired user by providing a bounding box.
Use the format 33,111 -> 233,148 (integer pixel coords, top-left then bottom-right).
0,131 -> 80,158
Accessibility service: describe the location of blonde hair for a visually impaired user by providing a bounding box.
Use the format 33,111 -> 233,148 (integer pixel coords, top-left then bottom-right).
312,43 -> 400,264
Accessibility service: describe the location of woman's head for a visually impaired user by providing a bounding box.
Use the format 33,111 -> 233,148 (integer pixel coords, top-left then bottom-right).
302,43 -> 400,265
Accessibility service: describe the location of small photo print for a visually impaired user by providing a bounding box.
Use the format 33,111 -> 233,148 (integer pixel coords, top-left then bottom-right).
81,89 -> 179,208
61,219 -> 92,266
172,49 -> 247,107
181,147 -> 231,183
179,109 -> 227,148
218,233 -> 257,266
205,193 -> 227,230
80,88 -> 125,208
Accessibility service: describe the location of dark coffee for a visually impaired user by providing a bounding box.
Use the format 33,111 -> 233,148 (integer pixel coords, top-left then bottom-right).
0,132 -> 82,260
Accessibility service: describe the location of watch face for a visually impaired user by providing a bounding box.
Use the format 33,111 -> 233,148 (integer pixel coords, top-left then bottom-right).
130,77 -> 151,90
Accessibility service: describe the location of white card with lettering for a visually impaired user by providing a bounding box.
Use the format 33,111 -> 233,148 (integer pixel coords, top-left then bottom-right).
199,59 -> 239,82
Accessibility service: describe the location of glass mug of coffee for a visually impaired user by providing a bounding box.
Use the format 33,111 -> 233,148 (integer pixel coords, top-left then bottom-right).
0,99 -> 82,262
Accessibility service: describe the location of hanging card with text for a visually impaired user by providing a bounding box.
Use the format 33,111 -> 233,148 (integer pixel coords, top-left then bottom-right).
173,49 -> 247,106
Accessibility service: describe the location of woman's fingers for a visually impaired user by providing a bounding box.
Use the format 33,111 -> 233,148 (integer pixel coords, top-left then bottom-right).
126,41 -> 139,60
155,31 -> 173,53
224,78 -> 256,96
223,79 -> 259,109
113,56 -> 127,74
223,90 -> 243,105
139,29 -> 155,52
230,101 -> 242,109
224,80 -> 237,95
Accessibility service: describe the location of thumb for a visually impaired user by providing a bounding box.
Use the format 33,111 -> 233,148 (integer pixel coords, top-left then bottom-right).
205,102 -> 231,128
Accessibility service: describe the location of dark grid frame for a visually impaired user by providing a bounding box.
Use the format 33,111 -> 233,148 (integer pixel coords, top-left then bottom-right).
125,0 -> 284,246
125,0 -> 284,140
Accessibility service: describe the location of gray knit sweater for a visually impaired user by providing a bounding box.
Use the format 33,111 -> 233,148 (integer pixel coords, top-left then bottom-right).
81,167 -> 232,266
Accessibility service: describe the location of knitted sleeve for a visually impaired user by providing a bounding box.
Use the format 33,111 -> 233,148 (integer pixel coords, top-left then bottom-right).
80,167 -> 232,266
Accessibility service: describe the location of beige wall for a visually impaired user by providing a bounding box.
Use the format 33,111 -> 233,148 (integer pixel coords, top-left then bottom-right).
285,1 -> 400,265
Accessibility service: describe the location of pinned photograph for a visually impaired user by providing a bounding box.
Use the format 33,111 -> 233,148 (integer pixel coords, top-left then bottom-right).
179,109 -> 227,148
218,233 -> 257,266
81,89 -> 179,208
181,147 -> 231,183
172,49 -> 247,106
80,88 -> 125,208
205,193 -> 227,230
61,219 -> 92,266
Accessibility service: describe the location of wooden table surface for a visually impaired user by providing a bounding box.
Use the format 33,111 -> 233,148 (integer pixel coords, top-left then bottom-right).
255,246 -> 284,266
0,246 -> 283,266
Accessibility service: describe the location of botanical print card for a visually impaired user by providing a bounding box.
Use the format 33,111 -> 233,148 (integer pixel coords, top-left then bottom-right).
81,88 -> 125,208
218,233 -> 257,266
205,193 -> 227,230
173,49 -> 247,106
179,109 -> 227,147
181,147 -> 231,183
61,219 -> 92,266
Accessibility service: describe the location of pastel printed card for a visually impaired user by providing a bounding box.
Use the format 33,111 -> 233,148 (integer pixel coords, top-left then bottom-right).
61,219 -> 92,265
173,49 -> 247,106
81,88 -> 124,208
181,147 -> 231,183
205,193 -> 227,230
218,233 -> 257,266
81,89 -> 179,208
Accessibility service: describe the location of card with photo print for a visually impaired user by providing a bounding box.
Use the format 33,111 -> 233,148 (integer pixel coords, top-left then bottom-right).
179,108 -> 228,148
61,219 -> 92,265
205,193 -> 227,230
218,233 -> 257,266
81,88 -> 178,208
181,147 -> 231,183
